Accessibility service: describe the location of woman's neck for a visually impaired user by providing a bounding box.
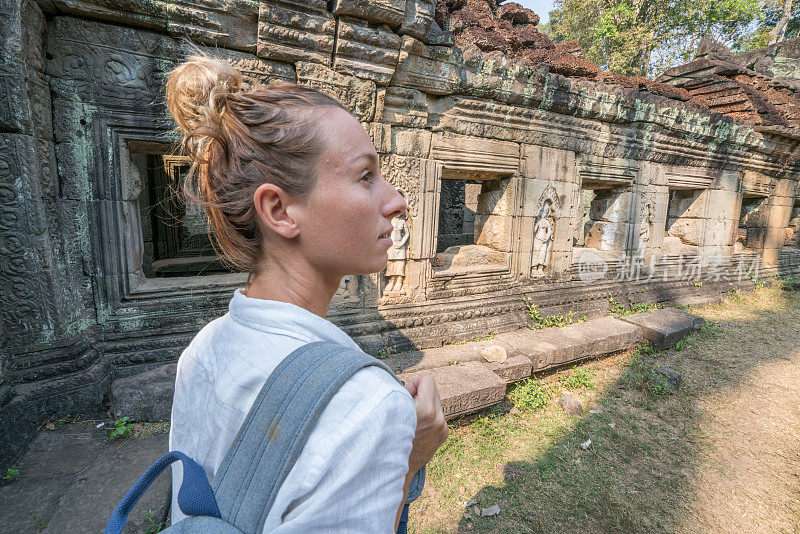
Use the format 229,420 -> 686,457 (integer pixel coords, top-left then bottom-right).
244,256 -> 341,318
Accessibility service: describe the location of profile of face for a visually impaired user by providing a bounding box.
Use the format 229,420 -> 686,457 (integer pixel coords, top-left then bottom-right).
291,108 -> 407,277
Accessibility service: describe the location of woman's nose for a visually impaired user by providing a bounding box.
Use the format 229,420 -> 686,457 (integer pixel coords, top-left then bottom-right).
383,180 -> 407,219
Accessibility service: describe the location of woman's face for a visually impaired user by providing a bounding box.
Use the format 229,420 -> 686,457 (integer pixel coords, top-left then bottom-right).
297,108 -> 407,277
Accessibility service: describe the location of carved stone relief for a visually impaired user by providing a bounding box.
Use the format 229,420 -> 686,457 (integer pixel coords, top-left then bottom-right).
393,36 -> 460,96
295,62 -> 376,122
333,16 -> 401,85
257,0 -> 335,65
381,154 -> 421,218
384,213 -> 411,294
330,0 -> 406,27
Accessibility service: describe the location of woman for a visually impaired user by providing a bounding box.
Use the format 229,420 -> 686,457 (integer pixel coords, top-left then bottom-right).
166,54 -> 448,532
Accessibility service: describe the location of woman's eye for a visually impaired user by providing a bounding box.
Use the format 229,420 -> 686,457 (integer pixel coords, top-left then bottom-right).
361,172 -> 373,183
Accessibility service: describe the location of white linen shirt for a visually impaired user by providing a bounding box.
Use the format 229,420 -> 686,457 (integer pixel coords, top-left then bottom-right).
169,289 -> 416,533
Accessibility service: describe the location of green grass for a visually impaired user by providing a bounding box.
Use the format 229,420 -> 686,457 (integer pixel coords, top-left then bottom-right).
508,379 -> 553,412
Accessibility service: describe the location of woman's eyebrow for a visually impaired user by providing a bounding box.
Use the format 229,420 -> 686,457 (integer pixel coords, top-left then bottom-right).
354,152 -> 378,166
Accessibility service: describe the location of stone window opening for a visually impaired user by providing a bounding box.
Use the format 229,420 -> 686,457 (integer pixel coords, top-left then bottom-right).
662,188 -> 705,255
572,184 -> 628,261
735,194 -> 769,252
786,199 -> 800,248
433,176 -> 513,273
125,143 -> 234,279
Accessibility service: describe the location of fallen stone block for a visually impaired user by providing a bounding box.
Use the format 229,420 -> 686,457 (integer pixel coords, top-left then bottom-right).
557,395 -> 584,415
618,307 -> 705,349
486,355 -> 533,383
385,338 -> 520,375
496,317 -> 642,370
111,363 -> 177,421
398,361 -> 507,420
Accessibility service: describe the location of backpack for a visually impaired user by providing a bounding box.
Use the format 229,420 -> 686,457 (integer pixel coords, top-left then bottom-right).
104,341 -> 425,534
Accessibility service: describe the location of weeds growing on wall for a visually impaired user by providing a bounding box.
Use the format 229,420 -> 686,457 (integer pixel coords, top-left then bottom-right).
523,297 -> 587,329
608,296 -> 660,316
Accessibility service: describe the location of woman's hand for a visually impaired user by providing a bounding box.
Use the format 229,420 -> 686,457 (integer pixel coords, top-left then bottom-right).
404,375 -> 448,474
395,375 -> 448,531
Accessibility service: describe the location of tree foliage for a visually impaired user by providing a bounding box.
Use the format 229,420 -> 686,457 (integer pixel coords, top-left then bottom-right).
740,0 -> 800,50
548,0 -> 762,77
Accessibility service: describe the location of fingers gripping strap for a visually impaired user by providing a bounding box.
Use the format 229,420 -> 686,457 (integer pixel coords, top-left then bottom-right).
104,451 -> 220,534
212,342 -> 398,533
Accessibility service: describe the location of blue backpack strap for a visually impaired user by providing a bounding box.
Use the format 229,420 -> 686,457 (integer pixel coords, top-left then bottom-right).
104,451 -> 220,534
212,341 -> 412,533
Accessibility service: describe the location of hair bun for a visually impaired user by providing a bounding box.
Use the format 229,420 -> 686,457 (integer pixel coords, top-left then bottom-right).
165,54 -> 243,148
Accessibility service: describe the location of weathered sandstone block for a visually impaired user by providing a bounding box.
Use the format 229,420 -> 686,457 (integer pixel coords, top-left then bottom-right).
619,307 -> 705,349
296,62 -> 376,121
400,0 -> 436,41
382,86 -> 429,127
110,363 -> 177,421
486,355 -> 533,383
333,16 -> 401,85
499,317 -> 642,370
257,0 -> 335,65
399,361 -> 507,419
330,0 -> 405,27
393,36 -> 461,95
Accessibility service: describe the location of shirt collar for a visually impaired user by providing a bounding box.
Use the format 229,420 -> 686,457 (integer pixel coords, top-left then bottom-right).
228,289 -> 361,351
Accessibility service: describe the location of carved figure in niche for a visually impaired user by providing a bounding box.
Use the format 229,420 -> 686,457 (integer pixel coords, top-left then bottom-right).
638,202 -> 653,255
384,212 -> 410,293
711,210 -> 727,245
333,275 -> 357,302
532,200 -> 554,276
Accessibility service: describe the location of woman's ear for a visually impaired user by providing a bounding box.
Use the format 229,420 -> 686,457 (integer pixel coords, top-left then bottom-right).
253,183 -> 301,239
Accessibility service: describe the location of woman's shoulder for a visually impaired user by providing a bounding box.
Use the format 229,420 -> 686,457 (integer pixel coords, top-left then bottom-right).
301,364 -> 416,460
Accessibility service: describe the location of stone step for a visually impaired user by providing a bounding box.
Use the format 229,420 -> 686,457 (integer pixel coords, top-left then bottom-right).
499,316 -> 643,370
386,316 -> 642,376
398,361 -> 507,420
391,317 -> 644,420
618,307 -> 706,349
111,363 -> 177,421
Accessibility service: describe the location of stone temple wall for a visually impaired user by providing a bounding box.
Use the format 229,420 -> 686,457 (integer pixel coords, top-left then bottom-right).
2,0 -> 800,463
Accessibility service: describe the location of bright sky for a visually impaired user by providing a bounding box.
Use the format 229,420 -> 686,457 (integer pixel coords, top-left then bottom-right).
514,0 -> 556,25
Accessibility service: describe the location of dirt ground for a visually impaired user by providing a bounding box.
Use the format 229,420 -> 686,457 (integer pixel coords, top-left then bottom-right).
409,286 -> 800,533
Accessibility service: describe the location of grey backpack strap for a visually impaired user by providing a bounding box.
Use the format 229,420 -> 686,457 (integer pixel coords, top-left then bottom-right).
211,341 -> 402,533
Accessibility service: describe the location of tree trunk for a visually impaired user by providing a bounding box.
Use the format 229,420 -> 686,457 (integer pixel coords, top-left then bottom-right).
770,0 -> 793,44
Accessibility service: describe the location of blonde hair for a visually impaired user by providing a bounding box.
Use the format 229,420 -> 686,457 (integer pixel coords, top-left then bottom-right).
164,54 -> 346,273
